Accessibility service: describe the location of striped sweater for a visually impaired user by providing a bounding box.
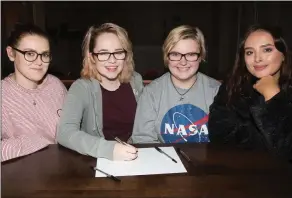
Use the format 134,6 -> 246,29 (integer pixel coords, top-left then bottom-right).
1,74 -> 67,162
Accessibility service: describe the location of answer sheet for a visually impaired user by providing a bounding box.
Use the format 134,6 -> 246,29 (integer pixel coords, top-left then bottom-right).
95,146 -> 187,177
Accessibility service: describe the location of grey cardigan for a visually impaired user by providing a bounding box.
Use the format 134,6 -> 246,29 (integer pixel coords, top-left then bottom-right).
57,72 -> 144,160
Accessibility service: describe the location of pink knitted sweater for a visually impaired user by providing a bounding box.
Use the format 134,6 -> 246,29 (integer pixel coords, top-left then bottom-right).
1,74 -> 67,161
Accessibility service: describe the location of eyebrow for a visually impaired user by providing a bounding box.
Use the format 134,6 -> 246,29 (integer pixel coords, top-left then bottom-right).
244,44 -> 275,50
170,51 -> 200,54
97,48 -> 124,52
22,48 -> 50,53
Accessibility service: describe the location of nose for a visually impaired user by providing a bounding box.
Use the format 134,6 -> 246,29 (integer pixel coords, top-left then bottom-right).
180,55 -> 187,65
35,54 -> 43,66
254,52 -> 262,63
108,54 -> 116,63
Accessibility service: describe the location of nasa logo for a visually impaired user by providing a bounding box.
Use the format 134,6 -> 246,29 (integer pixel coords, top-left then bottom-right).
160,104 -> 209,143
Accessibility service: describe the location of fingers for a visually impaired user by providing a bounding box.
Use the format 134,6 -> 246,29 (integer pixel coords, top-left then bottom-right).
113,143 -> 138,161
124,152 -> 138,161
124,146 -> 138,160
125,144 -> 138,154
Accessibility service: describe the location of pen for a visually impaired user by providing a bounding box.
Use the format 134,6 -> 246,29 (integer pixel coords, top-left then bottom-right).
92,166 -> 121,182
154,146 -> 177,163
115,137 -> 127,146
176,148 -> 192,162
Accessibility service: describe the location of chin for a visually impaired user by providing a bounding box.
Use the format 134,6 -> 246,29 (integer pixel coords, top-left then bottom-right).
173,70 -> 197,79
29,74 -> 46,83
252,72 -> 270,79
103,74 -> 120,81
173,71 -> 193,79
174,75 -> 193,82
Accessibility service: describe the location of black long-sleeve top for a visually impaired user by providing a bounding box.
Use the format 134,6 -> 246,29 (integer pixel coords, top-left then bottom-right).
208,82 -> 292,161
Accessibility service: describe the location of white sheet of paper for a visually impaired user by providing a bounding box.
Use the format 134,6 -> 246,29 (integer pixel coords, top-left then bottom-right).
95,146 -> 187,177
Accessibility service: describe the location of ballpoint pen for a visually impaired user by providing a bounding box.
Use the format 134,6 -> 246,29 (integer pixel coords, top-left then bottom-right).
92,166 -> 121,182
114,137 -> 128,145
154,146 -> 177,163
176,148 -> 192,163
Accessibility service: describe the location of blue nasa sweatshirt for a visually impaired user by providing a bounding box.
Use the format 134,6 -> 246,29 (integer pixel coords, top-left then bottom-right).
131,72 -> 221,144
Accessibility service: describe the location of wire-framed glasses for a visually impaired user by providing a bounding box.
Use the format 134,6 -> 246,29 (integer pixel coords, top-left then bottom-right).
91,50 -> 127,62
11,47 -> 52,63
168,52 -> 200,62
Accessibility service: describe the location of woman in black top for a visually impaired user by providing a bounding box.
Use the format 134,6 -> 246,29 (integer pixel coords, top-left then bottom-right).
209,24 -> 292,161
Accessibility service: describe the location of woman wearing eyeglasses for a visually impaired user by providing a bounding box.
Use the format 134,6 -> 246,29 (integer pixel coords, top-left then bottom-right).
131,25 -> 221,144
57,23 -> 144,161
1,24 -> 67,162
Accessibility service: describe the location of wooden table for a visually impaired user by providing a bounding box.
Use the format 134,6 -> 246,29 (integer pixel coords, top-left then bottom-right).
2,143 -> 292,198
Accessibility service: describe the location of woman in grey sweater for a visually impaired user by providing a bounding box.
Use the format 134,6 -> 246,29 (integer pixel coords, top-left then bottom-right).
57,23 -> 144,161
132,25 -> 221,144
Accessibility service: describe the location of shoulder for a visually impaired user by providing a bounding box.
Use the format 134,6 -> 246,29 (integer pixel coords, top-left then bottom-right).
131,71 -> 144,89
132,71 -> 143,81
130,71 -> 143,86
1,75 -> 16,103
45,74 -> 67,93
46,74 -> 65,87
281,87 -> 292,102
1,75 -> 21,100
68,78 -> 100,96
196,72 -> 222,100
69,78 -> 91,88
1,75 -> 13,91
137,72 -> 169,99
198,72 -> 221,88
145,72 -> 169,90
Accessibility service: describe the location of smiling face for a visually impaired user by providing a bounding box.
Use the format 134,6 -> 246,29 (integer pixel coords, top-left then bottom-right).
168,39 -> 201,82
7,34 -> 50,84
90,33 -> 125,81
244,30 -> 284,79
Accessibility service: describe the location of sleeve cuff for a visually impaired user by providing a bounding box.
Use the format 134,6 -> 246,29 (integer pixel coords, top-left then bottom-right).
96,139 -> 116,160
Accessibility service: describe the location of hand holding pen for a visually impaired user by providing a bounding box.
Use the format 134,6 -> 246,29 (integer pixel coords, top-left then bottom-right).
113,137 -> 138,161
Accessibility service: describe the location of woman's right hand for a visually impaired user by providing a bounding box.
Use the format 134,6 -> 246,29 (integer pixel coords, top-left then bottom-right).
113,143 -> 138,161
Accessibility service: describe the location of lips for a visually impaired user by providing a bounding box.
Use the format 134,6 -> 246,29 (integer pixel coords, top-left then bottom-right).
30,68 -> 43,71
176,67 -> 190,71
105,66 -> 118,72
254,65 -> 267,71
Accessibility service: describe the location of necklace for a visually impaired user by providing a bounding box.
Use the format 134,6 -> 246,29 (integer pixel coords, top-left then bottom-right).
170,75 -> 197,101
11,74 -> 38,106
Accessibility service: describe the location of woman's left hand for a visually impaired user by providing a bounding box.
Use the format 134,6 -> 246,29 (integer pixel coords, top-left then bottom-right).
253,75 -> 280,101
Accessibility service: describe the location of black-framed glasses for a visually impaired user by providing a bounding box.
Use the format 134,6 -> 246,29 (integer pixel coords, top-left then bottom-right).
91,50 -> 127,62
11,47 -> 52,63
168,52 -> 200,62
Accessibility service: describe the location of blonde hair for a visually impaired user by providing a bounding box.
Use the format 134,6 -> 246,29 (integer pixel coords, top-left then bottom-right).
162,25 -> 206,67
81,23 -> 134,83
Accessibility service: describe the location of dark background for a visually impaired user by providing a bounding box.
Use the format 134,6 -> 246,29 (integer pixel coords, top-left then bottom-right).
2,1 -> 292,81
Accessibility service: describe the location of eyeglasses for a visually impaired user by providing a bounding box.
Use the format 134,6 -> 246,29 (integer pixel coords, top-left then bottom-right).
168,52 -> 200,62
91,51 -> 127,62
11,47 -> 52,63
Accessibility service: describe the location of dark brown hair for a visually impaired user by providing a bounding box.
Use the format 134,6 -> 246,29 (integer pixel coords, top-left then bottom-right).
7,23 -> 50,48
226,24 -> 292,104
